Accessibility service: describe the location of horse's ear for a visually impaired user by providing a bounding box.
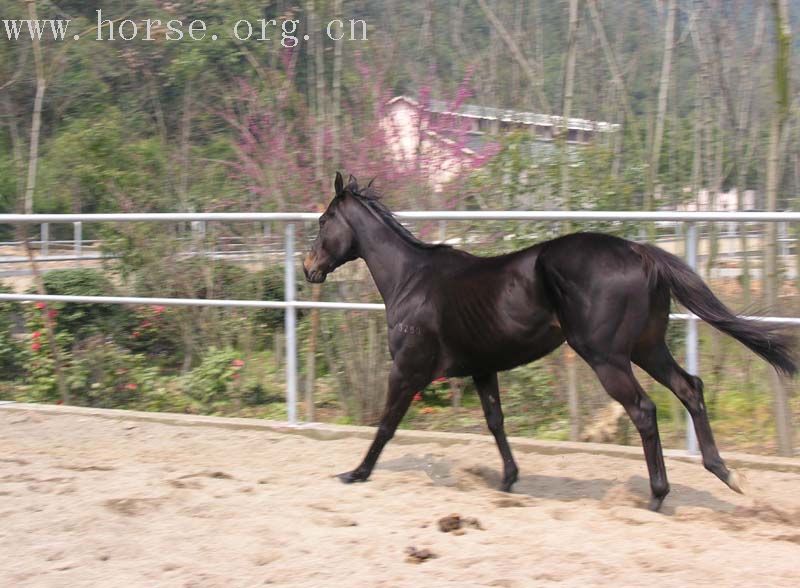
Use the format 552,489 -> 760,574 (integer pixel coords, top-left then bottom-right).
347,174 -> 359,192
334,172 -> 344,197
367,177 -> 376,189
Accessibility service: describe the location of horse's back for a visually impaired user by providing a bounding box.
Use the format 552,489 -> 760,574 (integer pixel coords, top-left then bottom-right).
537,232 -> 646,276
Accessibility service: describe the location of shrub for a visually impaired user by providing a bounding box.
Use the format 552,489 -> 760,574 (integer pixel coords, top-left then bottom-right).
183,346 -> 244,406
35,268 -> 132,341
133,258 -> 245,299
417,377 -> 452,406
0,282 -> 24,377
133,259 -> 289,328
501,362 -> 567,437
67,336 -> 161,408
253,265 -> 287,331
129,259 -> 291,368
21,308 -> 73,402
120,303 -> 181,361
19,330 -> 160,408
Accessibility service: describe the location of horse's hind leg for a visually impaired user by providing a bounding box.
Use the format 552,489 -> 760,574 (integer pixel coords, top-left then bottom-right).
474,372 -> 519,492
633,342 -> 743,494
587,360 -> 671,511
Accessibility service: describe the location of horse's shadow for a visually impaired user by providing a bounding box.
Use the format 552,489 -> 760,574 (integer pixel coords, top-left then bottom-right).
378,454 -> 737,513
502,470 -> 735,513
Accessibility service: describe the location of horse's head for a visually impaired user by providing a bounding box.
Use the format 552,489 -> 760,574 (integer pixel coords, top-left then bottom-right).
303,172 -> 361,283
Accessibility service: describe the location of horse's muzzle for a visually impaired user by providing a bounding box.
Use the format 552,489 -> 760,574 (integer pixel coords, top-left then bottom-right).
303,253 -> 328,283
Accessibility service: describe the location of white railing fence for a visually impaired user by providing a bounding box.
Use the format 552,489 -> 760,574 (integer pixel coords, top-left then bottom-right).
1,211 -> 799,455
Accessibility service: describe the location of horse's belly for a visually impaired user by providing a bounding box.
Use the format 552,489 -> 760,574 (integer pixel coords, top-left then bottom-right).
442,322 -> 564,377
488,328 -> 565,371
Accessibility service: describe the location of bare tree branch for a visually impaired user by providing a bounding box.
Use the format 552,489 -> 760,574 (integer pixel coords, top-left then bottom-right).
476,0 -> 552,113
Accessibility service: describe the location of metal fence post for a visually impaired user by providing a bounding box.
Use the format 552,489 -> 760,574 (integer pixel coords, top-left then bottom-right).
685,222 -> 699,455
284,223 -> 298,425
74,222 -> 82,265
40,223 -> 49,257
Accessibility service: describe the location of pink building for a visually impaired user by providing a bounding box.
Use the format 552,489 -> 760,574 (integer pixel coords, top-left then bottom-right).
381,96 -> 620,192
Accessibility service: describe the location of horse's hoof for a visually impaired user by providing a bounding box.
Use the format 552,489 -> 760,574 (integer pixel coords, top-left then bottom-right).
499,479 -> 517,493
647,495 -> 666,512
499,471 -> 519,493
726,470 -> 745,494
337,470 -> 368,484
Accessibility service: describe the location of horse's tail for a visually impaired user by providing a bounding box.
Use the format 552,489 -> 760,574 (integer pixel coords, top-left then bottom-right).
636,242 -> 797,376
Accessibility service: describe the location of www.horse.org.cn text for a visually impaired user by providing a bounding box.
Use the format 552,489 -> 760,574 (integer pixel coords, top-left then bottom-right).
2,10 -> 369,47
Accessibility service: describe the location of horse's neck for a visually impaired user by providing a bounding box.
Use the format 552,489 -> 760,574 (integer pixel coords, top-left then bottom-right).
351,208 -> 428,306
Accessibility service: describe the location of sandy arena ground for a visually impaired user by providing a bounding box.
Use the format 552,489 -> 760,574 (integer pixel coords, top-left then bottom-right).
1,407 -> 799,588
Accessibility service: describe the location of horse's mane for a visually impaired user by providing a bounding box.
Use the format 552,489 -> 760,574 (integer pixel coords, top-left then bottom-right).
349,183 -> 451,251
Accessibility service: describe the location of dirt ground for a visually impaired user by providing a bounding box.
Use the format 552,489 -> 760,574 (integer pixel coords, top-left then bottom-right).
1,408 -> 799,588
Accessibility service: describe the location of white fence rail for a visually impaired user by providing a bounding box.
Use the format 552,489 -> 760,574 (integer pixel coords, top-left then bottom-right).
1,211 -> 800,222
0,211 -> 798,453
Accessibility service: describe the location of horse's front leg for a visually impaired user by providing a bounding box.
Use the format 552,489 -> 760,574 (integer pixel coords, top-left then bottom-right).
474,372 -> 519,492
338,366 -> 430,483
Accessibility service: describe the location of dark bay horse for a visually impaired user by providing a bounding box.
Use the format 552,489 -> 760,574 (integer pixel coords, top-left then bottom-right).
303,172 -> 796,511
